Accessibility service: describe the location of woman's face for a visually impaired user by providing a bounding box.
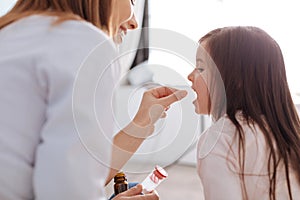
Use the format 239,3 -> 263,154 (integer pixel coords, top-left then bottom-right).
188,46 -> 211,115
113,0 -> 138,43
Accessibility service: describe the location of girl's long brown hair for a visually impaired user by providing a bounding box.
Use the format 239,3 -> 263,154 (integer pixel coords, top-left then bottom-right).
201,26 -> 300,200
0,0 -> 115,35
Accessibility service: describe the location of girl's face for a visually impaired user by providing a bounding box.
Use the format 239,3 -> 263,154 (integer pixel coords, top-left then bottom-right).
113,0 -> 138,43
188,46 -> 211,115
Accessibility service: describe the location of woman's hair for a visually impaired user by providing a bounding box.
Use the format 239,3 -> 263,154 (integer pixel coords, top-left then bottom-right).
200,26 -> 300,200
0,0 -> 115,35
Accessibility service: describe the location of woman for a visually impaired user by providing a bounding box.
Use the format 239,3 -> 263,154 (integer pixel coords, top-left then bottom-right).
0,0 -> 187,199
188,26 -> 300,199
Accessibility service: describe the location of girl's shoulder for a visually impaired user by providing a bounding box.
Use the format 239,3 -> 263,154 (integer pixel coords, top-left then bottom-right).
197,115 -> 235,159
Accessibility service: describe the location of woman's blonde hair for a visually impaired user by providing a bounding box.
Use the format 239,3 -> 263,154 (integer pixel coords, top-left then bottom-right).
0,0 -> 116,36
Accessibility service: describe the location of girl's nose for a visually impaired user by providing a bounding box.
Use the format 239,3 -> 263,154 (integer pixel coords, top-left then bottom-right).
187,71 -> 194,82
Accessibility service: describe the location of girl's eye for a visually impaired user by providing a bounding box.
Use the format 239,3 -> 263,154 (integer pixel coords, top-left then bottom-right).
131,0 -> 136,5
196,68 -> 204,73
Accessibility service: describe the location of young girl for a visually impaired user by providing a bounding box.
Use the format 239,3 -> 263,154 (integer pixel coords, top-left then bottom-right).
188,26 -> 300,199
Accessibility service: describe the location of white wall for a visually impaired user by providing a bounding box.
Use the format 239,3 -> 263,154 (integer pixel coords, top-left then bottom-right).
0,0 -> 16,16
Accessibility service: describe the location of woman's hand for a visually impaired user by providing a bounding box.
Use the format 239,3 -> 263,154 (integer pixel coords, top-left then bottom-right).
114,184 -> 159,200
133,86 -> 187,128
105,87 -> 187,185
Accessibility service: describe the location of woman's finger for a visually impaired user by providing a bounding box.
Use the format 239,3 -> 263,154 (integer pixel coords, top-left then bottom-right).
117,184 -> 143,197
159,90 -> 187,107
150,86 -> 178,98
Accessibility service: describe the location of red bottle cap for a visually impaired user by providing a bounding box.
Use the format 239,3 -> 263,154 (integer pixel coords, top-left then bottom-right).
153,165 -> 168,179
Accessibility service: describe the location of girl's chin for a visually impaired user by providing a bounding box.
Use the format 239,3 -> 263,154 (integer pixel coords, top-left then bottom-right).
192,100 -> 201,114
193,100 -> 208,115
194,109 -> 201,114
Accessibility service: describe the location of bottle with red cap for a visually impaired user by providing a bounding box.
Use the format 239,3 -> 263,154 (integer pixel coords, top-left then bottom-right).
141,165 -> 168,193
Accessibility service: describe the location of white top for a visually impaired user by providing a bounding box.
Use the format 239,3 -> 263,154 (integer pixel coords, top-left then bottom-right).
0,15 -> 120,200
197,114 -> 300,200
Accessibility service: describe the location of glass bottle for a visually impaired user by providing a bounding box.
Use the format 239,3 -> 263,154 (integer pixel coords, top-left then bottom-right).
141,165 -> 168,193
114,171 -> 128,195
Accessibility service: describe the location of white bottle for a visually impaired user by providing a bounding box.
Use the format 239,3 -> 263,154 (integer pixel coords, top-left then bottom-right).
141,165 -> 168,193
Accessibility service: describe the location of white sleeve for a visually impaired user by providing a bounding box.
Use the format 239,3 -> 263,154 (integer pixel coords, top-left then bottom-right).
197,132 -> 243,200
33,25 -> 119,200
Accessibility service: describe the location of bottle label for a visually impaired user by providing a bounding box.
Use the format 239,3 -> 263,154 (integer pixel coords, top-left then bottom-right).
115,184 -> 128,195
150,173 -> 159,184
